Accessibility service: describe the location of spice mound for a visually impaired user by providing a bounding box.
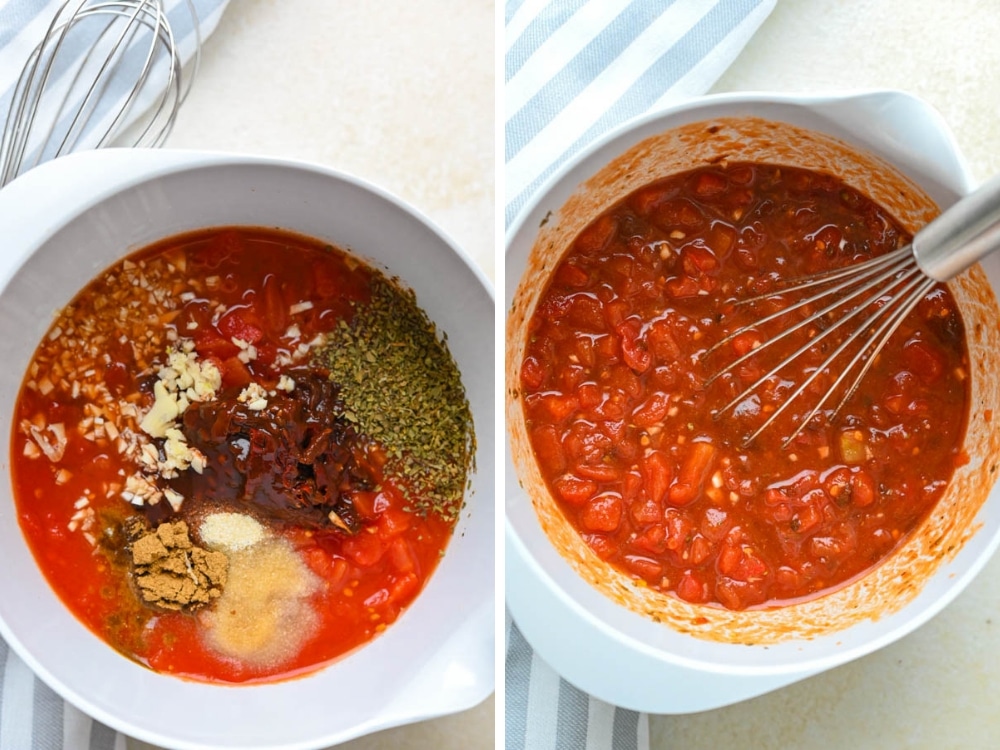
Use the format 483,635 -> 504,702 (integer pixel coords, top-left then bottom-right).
175,367 -> 374,531
319,276 -> 475,522
199,533 -> 321,669
126,519 -> 228,612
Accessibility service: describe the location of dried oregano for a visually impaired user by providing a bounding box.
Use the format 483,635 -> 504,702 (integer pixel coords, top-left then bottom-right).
315,273 -> 474,522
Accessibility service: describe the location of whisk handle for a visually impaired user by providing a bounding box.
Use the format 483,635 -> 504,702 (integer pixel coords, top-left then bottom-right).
912,172 -> 1000,282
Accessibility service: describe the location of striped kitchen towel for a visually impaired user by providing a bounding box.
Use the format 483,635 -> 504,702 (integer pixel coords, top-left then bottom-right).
0,4 -> 228,747
505,0 -> 777,229
505,1 -> 776,748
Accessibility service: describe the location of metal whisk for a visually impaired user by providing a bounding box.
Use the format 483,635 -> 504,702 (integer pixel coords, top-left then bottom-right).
708,172 -> 1000,448
0,0 -> 201,187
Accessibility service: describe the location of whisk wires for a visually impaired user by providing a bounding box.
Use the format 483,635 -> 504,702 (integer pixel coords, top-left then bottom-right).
0,0 -> 201,187
707,245 -> 936,448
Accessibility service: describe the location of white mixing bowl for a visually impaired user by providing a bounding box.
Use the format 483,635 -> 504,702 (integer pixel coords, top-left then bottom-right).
0,149 -> 494,749
506,90 -> 1000,713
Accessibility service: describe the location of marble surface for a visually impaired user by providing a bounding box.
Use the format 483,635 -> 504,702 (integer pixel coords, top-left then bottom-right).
651,1 -> 1000,748
129,1 -> 494,749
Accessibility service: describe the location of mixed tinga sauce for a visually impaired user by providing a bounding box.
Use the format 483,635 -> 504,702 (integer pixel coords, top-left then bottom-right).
520,163 -> 969,611
12,227 -> 474,682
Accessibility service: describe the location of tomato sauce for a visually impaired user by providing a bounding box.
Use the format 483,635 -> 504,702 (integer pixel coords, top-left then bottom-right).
520,163 -> 969,610
12,228 -> 456,682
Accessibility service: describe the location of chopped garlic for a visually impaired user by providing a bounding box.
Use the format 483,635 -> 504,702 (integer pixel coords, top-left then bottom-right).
27,422 -> 67,462
163,488 -> 184,512
238,382 -> 269,412
140,380 -> 180,438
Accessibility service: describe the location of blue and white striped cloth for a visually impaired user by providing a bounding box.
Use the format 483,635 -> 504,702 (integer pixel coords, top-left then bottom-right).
0,3 -> 227,747
505,1 -> 776,748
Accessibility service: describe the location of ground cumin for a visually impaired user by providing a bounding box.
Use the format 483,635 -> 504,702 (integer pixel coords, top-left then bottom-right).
126,519 -> 227,611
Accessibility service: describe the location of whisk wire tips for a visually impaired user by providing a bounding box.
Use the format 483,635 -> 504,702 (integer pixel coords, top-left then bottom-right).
0,0 -> 202,187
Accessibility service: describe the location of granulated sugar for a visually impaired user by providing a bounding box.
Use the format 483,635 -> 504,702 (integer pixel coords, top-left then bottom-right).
199,537 -> 321,669
199,512 -> 265,551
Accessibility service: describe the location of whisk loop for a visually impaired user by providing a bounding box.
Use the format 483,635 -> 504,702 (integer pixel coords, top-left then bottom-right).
708,170 -> 1000,448
0,0 -> 201,187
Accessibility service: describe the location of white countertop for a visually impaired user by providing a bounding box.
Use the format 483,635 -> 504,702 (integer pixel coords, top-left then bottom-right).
129,1 -> 494,749
652,1 -> 1000,747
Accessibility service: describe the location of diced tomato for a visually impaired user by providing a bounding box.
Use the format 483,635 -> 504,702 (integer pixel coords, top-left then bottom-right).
632,392 -> 671,428
580,493 -> 623,532
692,171 -> 727,198
258,274 -> 289,334
707,223 -> 736,255
341,532 -> 385,567
669,441 -> 716,506
623,555 -> 662,581
521,355 -> 547,393
630,496 -> 663,526
823,467 -> 852,504
902,336 -> 944,383
583,533 -> 616,560
575,214 -> 618,255
680,244 -> 718,275
194,329 -> 241,360
653,199 -> 704,230
647,319 -> 681,362
305,546 -> 333,577
388,573 -> 420,605
641,450 -> 672,504
218,308 -> 265,344
664,276 -> 701,298
218,356 -> 252,389
378,508 -> 411,540
676,570 -> 710,603
616,320 -> 651,373
531,425 -> 567,475
717,531 -> 768,583
603,299 -> 628,329
530,393 -> 578,423
388,538 -> 417,574
700,506 -> 732,542
555,262 -> 590,288
630,185 -> 672,217
715,577 -> 766,610
792,498 -> 824,535
730,330 -> 762,357
663,509 -> 693,552
631,523 -> 666,555
553,475 -> 597,506
574,462 -> 621,483
561,421 -> 611,464
350,490 -> 379,521
575,336 -> 596,367
621,470 -> 643,502
687,533 -> 712,565
577,382 -> 602,410
326,558 -> 352,593
851,470 -> 877,508
567,295 -> 607,332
